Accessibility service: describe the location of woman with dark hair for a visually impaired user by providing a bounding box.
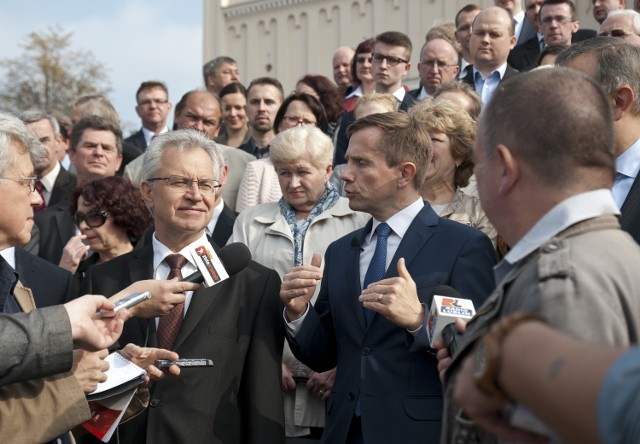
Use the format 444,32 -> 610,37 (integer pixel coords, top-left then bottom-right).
215,82 -> 250,147
295,74 -> 343,139
236,92 -> 328,212
343,38 -> 376,112
409,99 -> 497,245
59,176 -> 153,286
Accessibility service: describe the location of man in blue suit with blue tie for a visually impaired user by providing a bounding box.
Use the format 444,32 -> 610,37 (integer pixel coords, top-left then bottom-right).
280,112 -> 496,443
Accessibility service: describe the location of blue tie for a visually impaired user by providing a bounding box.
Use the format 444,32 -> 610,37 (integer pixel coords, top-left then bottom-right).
363,223 -> 391,324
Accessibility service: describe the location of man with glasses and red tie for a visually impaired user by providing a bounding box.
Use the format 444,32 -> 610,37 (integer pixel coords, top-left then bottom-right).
334,31 -> 416,166
82,129 -> 285,444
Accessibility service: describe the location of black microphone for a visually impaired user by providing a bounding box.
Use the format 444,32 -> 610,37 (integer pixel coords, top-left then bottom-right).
351,237 -> 363,252
181,242 -> 252,284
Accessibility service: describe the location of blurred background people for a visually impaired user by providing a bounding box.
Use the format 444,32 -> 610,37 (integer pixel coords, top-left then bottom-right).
343,38 -> 376,112
236,92 -> 328,212
215,82 -> 250,147
296,74 -> 344,140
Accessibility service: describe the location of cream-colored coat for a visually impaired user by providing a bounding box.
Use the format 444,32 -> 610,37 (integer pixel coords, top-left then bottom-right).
229,197 -> 369,436
441,188 -> 497,247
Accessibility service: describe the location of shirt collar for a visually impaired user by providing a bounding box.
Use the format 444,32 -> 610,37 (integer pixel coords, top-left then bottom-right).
616,137 -> 640,179
39,161 -> 61,192
366,197 -> 424,243
142,126 -> 169,145
474,62 -> 508,82
206,199 -> 225,236
494,189 -> 619,283
152,231 -> 208,273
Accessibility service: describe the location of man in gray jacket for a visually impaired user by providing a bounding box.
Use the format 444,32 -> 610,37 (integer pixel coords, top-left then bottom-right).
440,67 -> 640,443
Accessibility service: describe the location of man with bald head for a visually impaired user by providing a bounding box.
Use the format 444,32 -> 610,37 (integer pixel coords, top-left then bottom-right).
593,0 -> 625,25
333,46 -> 355,94
124,90 -> 254,213
599,9 -> 640,47
409,38 -> 460,100
442,65 -> 640,444
464,6 -> 518,104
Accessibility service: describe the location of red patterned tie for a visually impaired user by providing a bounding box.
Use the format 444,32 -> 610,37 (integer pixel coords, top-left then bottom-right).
156,254 -> 188,350
34,180 -> 46,213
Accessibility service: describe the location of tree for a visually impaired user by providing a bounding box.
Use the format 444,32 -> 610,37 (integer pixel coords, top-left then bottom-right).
0,25 -> 111,115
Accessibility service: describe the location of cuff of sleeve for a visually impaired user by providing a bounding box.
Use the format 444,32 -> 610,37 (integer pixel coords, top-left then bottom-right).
283,303 -> 310,336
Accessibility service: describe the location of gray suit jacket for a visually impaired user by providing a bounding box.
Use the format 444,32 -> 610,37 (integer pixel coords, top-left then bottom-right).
441,215 -> 640,443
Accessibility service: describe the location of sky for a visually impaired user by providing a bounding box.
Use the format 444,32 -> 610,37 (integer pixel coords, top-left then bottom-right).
0,1 -> 203,135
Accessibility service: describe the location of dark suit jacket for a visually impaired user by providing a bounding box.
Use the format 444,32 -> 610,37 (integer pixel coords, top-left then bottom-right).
14,247 -> 76,307
508,36 -> 541,72
120,141 -> 144,176
286,204 -> 496,444
81,236 -> 285,444
333,92 -> 417,166
34,201 -> 75,265
517,18 -> 536,46
211,204 -> 237,247
49,166 -> 76,208
620,175 -> 640,244
124,129 -> 147,152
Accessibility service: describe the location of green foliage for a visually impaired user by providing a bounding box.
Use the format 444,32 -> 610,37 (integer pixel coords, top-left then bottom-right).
0,25 -> 111,115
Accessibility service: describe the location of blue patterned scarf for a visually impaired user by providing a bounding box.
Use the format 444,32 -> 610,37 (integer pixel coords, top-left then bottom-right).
278,183 -> 340,266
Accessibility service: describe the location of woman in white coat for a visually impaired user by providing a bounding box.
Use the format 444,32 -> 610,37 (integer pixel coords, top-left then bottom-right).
229,125 -> 369,441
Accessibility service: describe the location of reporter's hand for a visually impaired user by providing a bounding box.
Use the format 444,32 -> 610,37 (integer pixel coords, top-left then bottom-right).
59,234 -> 90,274
111,279 -> 200,319
120,343 -> 181,382
280,253 -> 323,321
72,349 -> 109,394
64,295 -> 126,351
435,318 -> 467,383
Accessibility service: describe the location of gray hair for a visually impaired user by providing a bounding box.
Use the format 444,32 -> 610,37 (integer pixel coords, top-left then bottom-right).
556,37 -> 640,115
20,110 -> 61,137
606,9 -> 640,35
141,129 -> 222,183
202,56 -> 237,83
269,126 -> 333,170
0,112 -> 48,177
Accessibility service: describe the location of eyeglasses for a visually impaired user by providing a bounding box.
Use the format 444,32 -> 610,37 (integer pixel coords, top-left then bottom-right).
356,55 -> 372,64
283,115 -> 317,126
138,99 -> 169,107
75,210 -> 109,228
420,59 -> 456,70
0,176 -> 37,192
147,175 -> 221,193
371,53 -> 409,66
600,29 -> 640,39
541,15 -> 574,25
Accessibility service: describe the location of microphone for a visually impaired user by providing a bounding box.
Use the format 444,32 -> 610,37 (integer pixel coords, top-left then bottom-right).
351,237 -> 363,252
182,242 -> 252,285
425,285 -> 476,355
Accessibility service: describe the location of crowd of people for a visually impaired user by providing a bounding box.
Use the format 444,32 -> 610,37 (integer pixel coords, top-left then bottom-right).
3,1 -> 640,443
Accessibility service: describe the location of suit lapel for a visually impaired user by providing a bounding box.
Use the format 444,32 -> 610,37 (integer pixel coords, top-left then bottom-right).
620,174 -> 640,243
174,282 -> 223,350
352,223 -> 371,331
128,245 -> 156,344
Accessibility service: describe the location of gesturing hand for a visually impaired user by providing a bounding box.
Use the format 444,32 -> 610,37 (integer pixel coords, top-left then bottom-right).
280,253 -> 323,321
359,258 -> 425,330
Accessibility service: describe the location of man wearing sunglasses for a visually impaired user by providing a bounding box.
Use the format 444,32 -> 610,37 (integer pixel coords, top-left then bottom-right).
83,129 -> 284,444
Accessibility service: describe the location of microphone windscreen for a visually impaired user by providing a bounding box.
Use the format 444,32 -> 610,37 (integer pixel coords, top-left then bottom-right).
218,242 -> 252,276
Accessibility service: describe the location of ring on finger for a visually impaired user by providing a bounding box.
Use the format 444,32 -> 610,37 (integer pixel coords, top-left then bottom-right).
377,294 -> 383,302
319,389 -> 325,395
